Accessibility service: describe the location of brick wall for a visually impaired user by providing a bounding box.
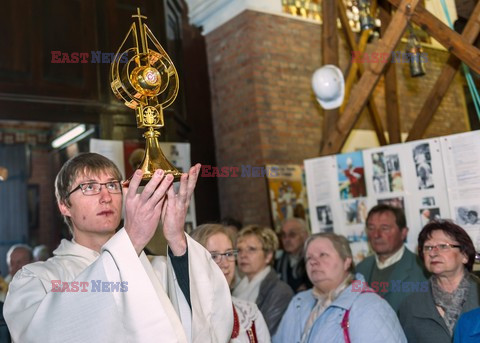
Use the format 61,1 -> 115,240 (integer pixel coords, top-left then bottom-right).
205,10 -> 469,227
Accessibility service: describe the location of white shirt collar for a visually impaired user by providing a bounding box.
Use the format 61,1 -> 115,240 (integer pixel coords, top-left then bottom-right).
374,245 -> 405,270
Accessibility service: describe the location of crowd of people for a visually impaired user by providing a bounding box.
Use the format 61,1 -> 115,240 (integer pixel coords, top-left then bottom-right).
1,152 -> 480,342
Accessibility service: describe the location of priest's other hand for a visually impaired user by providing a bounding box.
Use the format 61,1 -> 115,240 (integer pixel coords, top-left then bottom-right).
124,169 -> 173,255
161,163 -> 201,256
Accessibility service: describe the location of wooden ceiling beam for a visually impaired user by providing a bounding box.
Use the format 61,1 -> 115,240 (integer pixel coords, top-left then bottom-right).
379,1 -> 401,144
338,0 -> 388,146
387,0 -> 480,75
321,0 -> 420,155
320,0 -> 339,151
406,0 -> 480,141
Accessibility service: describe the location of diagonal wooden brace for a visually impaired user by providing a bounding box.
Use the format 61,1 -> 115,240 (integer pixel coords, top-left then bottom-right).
321,0 -> 420,155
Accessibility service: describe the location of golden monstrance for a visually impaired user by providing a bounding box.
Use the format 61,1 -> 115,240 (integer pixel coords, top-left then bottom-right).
111,8 -> 182,184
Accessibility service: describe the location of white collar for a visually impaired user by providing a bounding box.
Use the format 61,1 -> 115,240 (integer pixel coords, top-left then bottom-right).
374,245 -> 405,270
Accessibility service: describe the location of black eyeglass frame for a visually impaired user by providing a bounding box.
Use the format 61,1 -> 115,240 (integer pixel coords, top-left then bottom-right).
67,180 -> 122,198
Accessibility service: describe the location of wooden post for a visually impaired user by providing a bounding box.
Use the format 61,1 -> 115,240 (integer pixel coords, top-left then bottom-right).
379,0 -> 401,144
320,0 -> 339,151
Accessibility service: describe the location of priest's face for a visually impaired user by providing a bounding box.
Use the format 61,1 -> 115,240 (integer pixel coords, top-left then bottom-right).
206,232 -> 236,287
237,234 -> 272,281
59,171 -> 123,241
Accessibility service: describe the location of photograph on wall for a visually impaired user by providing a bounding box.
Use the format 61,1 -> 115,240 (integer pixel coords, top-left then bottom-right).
422,196 -> 436,206
413,143 -> 434,190
316,204 -> 333,232
266,164 -> 308,232
386,154 -> 403,192
372,175 -> 388,193
455,205 -> 480,226
378,196 -> 405,210
341,198 -> 368,225
419,207 -> 441,227
337,151 -> 367,199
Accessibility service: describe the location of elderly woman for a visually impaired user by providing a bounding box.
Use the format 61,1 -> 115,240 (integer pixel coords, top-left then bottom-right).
398,220 -> 480,342
233,225 -> 293,335
273,233 -> 406,343
191,224 -> 271,343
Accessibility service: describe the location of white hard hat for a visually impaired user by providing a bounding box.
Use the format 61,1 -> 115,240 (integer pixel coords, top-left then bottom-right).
311,65 -> 345,110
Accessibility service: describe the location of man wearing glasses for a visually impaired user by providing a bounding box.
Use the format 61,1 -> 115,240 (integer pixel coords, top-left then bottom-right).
4,152 -> 232,342
356,204 -> 429,312
275,218 -> 312,293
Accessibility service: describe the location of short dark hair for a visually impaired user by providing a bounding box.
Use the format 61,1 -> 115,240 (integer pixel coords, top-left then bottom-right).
55,153 -> 123,232
418,220 -> 476,272
366,204 -> 406,230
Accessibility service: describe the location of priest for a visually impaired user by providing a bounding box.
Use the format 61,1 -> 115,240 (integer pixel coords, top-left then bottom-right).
4,152 -> 232,343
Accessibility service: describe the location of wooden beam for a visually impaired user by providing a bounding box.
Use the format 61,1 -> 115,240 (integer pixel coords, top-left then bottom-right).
388,0 -> 480,75
406,0 -> 480,141
321,0 -> 339,151
341,31 -> 371,113
337,0 -> 388,145
379,1 -> 401,144
321,0 -> 420,155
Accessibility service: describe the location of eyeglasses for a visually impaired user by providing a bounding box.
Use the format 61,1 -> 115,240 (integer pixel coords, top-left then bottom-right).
211,250 -> 237,263
280,232 -> 299,239
423,243 -> 462,252
237,247 -> 263,255
68,181 -> 122,197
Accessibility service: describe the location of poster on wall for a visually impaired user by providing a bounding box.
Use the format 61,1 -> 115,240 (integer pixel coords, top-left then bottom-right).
363,138 -> 450,252
265,164 -> 309,233
305,135 -> 455,262
305,154 -> 369,262
441,131 -> 480,250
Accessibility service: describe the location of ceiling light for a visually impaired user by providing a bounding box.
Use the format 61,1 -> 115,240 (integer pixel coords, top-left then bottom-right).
51,124 -> 87,148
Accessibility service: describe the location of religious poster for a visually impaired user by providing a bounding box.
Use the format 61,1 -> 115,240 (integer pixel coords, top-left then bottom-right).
265,164 -> 308,233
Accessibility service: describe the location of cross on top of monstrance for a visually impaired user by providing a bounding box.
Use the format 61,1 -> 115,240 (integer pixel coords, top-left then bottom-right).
110,7 -> 182,184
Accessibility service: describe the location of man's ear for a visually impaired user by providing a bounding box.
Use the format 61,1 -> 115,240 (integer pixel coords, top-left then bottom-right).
58,201 -> 71,217
401,227 -> 409,242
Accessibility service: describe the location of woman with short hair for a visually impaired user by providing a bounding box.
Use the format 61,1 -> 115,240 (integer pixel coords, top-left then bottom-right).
191,224 -> 270,343
398,220 -> 480,342
233,225 -> 293,335
273,232 -> 406,343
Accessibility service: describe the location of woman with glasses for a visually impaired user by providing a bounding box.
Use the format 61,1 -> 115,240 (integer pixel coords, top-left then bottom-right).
233,225 -> 293,335
191,224 -> 271,343
398,220 -> 480,342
